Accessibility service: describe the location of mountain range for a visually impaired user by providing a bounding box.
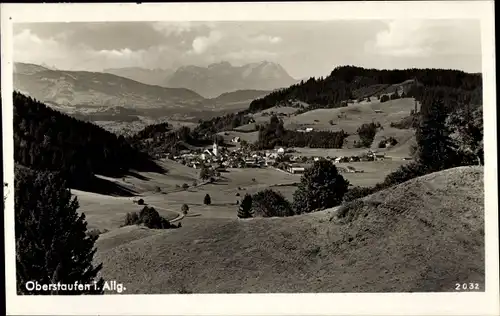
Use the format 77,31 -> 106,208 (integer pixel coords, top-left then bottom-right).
14,62 -> 204,110
13,62 -> 274,123
103,67 -> 174,87
105,61 -> 298,98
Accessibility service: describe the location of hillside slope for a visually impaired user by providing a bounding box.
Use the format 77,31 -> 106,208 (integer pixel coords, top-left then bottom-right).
95,166 -> 484,293
13,62 -> 204,110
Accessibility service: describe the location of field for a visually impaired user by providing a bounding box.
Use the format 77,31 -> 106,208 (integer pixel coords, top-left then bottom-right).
71,92 -> 483,294
233,98 -> 417,156
93,166 -> 484,293
283,97 -> 417,133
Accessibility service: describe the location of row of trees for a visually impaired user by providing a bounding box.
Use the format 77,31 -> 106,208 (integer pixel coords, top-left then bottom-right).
255,115 -> 347,150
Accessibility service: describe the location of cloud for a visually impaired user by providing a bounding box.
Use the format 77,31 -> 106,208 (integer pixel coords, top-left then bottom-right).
190,30 -> 222,54
250,34 -> 283,44
12,20 -> 481,79
368,20 -> 481,57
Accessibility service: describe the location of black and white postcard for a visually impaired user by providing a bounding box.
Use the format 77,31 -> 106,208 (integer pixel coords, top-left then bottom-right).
1,2 -> 498,315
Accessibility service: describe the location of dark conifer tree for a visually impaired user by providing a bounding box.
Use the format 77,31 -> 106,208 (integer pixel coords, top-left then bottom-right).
203,194 -> 212,205
416,98 -> 458,171
237,194 -> 253,219
15,165 -> 104,294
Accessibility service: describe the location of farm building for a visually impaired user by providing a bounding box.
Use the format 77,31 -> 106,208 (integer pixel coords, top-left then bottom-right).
288,166 -> 306,174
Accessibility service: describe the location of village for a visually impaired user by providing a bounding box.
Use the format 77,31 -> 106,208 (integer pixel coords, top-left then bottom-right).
165,140 -> 401,176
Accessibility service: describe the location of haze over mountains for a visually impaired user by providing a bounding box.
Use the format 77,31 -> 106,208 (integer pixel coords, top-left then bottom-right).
13,62 -> 274,128
105,61 -> 298,98
103,67 -> 174,87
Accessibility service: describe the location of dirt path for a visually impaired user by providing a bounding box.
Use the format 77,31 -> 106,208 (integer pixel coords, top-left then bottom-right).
148,204 -> 185,223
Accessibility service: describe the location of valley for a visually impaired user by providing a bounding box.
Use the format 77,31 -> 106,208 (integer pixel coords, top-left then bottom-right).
13,62 -> 485,294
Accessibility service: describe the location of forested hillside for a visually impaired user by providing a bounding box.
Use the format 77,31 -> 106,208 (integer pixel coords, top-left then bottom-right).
127,66 -> 483,156
13,92 -> 162,190
247,66 -> 482,113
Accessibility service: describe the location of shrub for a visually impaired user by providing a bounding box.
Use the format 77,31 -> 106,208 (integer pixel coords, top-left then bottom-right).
124,211 -> 140,225
181,204 -> 189,215
155,186 -> 161,193
375,162 -> 429,190
182,183 -> 189,190
343,186 -> 377,202
123,206 -> 173,229
137,198 -> 145,205
14,166 -> 104,294
235,192 -> 240,196
390,93 -> 400,100
380,94 -> 390,103
139,206 -> 172,229
238,194 -> 253,218
378,137 -> 399,148
204,194 -> 212,205
390,113 -> 419,129
86,228 -> 109,238
199,165 -> 214,180
293,160 -> 349,214
252,189 -> 293,217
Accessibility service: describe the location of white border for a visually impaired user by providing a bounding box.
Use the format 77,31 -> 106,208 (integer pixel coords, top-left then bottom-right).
1,2 -> 498,315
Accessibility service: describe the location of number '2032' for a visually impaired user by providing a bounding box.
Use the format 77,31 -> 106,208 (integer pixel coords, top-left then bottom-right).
455,283 -> 480,290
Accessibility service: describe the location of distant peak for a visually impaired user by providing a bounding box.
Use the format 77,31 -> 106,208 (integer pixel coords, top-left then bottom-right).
208,61 -> 232,68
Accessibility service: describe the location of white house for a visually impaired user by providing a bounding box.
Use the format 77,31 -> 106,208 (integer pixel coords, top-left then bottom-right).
288,166 -> 306,174
305,127 -> 314,132
277,147 -> 285,155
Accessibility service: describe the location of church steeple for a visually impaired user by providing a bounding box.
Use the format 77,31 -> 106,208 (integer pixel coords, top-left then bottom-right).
212,140 -> 218,157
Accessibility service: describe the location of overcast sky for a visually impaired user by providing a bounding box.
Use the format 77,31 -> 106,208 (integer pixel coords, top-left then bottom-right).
13,20 -> 482,79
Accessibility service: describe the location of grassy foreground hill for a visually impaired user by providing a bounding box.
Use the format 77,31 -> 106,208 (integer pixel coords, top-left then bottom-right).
94,166 -> 484,293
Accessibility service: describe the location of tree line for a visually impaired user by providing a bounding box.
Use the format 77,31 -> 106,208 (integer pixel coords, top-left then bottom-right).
254,115 -> 347,150
248,66 -> 482,114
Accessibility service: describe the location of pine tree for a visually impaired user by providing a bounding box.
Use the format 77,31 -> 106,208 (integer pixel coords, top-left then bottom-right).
15,165 -> 104,294
203,194 -> 211,205
237,194 -> 253,219
416,98 -> 458,171
292,160 -> 350,214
